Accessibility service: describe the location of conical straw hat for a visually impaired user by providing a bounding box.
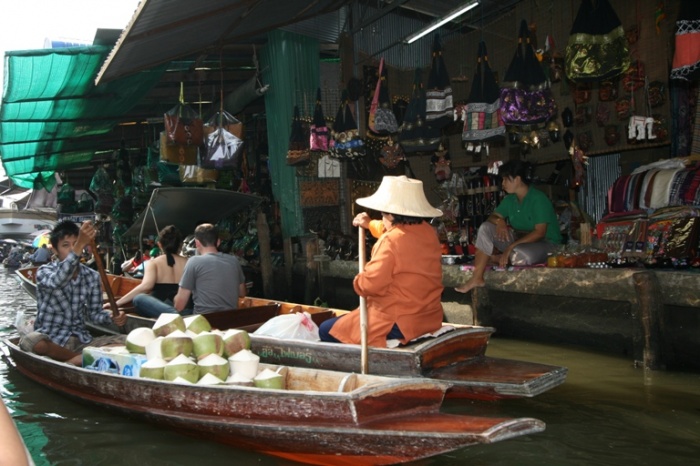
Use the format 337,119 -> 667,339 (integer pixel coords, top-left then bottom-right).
356,176 -> 442,218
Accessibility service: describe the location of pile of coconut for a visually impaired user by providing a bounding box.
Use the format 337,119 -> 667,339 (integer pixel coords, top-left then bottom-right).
124,313 -> 285,389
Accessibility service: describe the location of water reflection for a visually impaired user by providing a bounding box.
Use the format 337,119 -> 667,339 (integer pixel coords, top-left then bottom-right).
1,268 -> 699,465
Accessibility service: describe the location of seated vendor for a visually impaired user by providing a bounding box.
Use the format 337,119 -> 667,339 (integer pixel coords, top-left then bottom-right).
19,221 -> 127,366
319,175 -> 445,348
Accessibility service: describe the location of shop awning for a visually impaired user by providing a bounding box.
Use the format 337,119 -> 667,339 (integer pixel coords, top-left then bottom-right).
95,0 -> 351,84
0,46 -> 165,188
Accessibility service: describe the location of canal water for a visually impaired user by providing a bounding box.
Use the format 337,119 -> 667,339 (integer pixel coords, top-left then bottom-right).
1,267 -> 699,465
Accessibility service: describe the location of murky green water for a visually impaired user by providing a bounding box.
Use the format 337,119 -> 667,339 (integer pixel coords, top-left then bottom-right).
1,268 -> 699,465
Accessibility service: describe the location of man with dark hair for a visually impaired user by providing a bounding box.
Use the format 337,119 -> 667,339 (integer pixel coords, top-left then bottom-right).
19,220 -> 126,365
30,244 -> 52,265
170,223 -> 246,314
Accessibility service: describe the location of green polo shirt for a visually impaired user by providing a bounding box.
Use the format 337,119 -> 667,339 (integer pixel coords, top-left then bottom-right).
494,187 -> 562,244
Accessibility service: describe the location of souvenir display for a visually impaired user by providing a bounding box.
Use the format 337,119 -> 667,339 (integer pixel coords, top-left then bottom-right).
399,68 -> 441,153
425,35 -> 454,129
310,88 -> 330,152
461,41 -> 505,143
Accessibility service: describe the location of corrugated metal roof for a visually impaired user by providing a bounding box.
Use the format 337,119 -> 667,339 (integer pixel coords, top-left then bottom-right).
96,0 -> 353,85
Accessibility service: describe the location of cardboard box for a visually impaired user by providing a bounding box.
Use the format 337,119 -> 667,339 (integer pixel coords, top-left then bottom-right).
82,346 -> 147,377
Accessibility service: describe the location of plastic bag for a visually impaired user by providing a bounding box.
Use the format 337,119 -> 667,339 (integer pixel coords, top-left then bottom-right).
253,312 -> 320,341
14,309 -> 34,336
201,128 -> 244,169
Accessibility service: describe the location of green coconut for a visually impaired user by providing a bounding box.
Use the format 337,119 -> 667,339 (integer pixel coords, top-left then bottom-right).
139,358 -> 167,380
197,353 -> 229,380
192,331 -> 225,360
126,327 -> 156,354
225,372 -> 254,387
161,330 -> 194,361
153,313 -> 186,337
222,328 -> 251,358
163,354 -> 199,383
253,368 -> 286,390
184,314 -> 212,334
145,336 -> 164,360
197,372 -> 224,385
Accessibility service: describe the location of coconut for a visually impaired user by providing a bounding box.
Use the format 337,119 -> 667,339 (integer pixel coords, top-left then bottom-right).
163,354 -> 199,383
153,313 -> 186,337
197,353 -> 230,380
145,336 -> 165,360
197,372 -> 224,386
139,358 -> 167,380
192,332 -> 225,360
161,330 -> 194,361
125,327 -> 156,354
172,376 -> 194,384
225,372 -> 254,387
184,314 -> 212,334
185,330 -> 199,339
228,349 -> 260,379
222,329 -> 251,358
253,368 -> 286,390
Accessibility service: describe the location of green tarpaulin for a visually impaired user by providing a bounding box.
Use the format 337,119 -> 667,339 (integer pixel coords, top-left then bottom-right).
0,46 -> 165,188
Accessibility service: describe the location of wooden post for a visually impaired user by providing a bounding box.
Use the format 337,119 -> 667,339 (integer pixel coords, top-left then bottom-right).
283,237 -> 294,292
632,271 -> 665,370
256,212 -> 273,298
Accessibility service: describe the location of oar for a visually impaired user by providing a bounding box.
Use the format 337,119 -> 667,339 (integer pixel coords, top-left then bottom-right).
358,226 -> 368,374
90,238 -> 125,329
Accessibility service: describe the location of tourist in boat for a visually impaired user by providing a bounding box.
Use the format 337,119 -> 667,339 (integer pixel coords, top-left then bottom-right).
319,175 -> 445,348
19,220 -> 127,365
455,160 -> 562,294
106,225 -> 191,318
132,223 -> 246,315
29,244 -> 52,265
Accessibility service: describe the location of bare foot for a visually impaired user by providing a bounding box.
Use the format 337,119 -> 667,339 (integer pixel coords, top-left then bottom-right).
455,278 -> 486,293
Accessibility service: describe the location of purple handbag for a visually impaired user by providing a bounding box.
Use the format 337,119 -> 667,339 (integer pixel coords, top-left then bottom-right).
500,20 -> 557,125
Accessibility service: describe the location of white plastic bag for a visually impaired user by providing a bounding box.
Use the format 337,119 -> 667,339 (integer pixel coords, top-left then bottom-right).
14,309 -> 34,336
253,312 -> 320,341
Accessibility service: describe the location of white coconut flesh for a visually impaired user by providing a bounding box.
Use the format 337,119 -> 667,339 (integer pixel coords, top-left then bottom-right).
184,314 -> 212,334
226,372 -> 254,386
125,327 -> 156,354
197,372 -> 224,385
197,353 -> 229,380
193,332 -> 224,360
153,313 -> 186,337
145,336 -> 164,360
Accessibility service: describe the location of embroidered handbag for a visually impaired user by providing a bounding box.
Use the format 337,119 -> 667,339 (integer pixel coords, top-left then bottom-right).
329,91 -> 365,160
399,68 -> 441,153
286,105 -> 310,166
310,88 -> 330,152
425,35 -> 453,129
499,20 -> 557,125
565,0 -> 631,82
369,58 -> 399,135
462,41 -> 505,142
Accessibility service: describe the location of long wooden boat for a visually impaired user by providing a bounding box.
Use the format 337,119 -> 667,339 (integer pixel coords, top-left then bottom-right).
16,267 -> 568,400
1,336 -> 544,466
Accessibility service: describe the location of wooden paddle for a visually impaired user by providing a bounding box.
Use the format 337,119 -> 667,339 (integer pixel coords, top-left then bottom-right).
89,238 -> 124,326
358,226 -> 368,374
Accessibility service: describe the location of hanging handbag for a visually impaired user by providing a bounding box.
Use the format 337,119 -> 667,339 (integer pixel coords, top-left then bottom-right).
425,35 -> 454,129
565,0 -> 631,82
462,41 -> 506,142
399,68 -> 441,153
164,83 -> 204,146
369,58 -> 399,135
329,91 -> 365,160
499,20 -> 557,125
310,88 -> 330,152
286,105 -> 310,166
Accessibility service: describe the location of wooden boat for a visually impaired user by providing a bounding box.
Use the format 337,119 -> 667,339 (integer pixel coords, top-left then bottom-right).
1,336 -> 544,466
16,267 -> 568,400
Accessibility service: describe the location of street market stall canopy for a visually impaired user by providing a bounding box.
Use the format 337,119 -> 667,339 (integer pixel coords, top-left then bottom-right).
0,46 -> 165,188
123,187 -> 262,238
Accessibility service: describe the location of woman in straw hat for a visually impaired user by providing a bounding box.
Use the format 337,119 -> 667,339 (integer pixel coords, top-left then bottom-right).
319,176 -> 445,348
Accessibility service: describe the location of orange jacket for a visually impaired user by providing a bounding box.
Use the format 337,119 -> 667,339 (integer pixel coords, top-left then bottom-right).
330,220 -> 444,347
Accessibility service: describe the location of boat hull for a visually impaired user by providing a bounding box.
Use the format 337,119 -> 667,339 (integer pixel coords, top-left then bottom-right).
2,337 -> 544,465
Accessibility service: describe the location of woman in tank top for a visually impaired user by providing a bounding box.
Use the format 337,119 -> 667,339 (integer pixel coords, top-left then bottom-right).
107,225 -> 189,317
